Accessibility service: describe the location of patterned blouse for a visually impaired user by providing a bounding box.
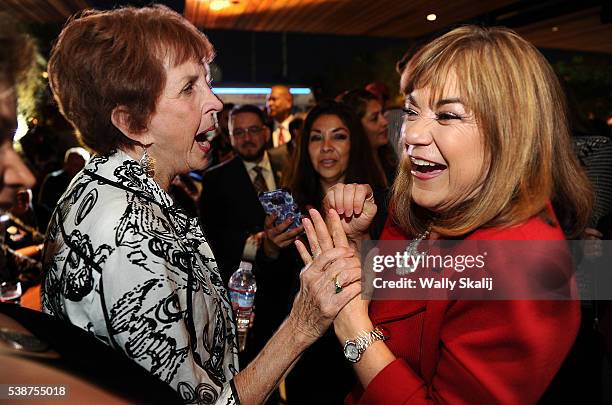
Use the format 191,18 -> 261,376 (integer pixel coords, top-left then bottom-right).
42,149 -> 239,404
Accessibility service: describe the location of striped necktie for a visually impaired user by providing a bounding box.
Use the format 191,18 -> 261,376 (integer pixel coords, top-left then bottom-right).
252,166 -> 268,194
278,127 -> 286,146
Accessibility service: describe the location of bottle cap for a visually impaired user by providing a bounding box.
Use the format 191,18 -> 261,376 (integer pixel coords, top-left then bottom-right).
239,261 -> 252,271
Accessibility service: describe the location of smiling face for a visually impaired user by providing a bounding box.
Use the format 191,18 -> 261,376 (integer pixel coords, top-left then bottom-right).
0,83 -> 36,212
308,114 -> 351,189
402,77 -> 486,212
144,60 -> 222,186
361,99 -> 389,148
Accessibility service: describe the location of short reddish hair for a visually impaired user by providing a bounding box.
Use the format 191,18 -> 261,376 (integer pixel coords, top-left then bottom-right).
48,5 -> 215,154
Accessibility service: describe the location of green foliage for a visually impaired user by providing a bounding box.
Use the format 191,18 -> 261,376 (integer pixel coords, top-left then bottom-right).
16,48 -> 46,123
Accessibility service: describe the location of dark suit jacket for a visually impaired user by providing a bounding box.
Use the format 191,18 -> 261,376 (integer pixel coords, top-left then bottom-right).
199,151 -> 286,285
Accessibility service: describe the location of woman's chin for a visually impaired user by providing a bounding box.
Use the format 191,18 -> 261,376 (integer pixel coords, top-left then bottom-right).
193,156 -> 213,172
377,135 -> 389,147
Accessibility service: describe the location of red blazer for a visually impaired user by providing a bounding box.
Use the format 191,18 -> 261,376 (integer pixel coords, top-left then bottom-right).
347,213 -> 580,405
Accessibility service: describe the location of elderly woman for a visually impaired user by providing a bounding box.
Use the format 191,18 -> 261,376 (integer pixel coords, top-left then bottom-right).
298,26 -> 593,404
41,6 -> 361,404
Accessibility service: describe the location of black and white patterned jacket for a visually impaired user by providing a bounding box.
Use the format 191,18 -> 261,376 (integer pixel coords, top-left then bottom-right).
42,149 -> 239,404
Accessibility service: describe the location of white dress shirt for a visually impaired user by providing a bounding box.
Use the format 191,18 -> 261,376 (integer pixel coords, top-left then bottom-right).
241,152 -> 277,261
271,114 -> 295,148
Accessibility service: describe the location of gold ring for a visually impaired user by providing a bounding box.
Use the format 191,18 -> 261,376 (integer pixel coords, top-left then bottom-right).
334,275 -> 342,294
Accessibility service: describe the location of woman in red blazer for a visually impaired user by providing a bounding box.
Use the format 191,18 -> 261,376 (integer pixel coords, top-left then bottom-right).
295,26 -> 593,404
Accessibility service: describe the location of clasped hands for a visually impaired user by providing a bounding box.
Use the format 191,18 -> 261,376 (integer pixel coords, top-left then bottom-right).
288,183 -> 377,344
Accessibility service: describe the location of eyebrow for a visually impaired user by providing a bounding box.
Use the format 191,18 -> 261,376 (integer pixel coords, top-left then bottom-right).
184,74 -> 199,83
311,127 -> 348,133
435,98 -> 463,108
407,94 -> 464,109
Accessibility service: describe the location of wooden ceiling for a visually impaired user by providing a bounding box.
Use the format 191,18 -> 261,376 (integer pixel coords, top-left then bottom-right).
185,0 -> 517,38
2,0 -> 611,54
516,7 -> 612,54
2,0 -> 90,23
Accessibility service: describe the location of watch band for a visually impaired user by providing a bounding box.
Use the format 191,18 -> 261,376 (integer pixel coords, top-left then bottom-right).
343,327 -> 387,363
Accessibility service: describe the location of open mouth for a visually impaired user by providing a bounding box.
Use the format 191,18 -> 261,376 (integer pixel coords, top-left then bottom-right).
410,156 -> 447,172
195,132 -> 212,154
410,156 -> 447,178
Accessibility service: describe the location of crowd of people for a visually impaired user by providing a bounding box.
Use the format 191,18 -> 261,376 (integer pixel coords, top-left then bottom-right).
1,4 -> 611,405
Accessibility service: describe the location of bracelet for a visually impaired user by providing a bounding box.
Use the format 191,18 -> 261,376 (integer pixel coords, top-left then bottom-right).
343,326 -> 388,363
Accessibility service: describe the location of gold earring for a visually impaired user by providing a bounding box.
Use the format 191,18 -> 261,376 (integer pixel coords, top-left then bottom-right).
139,146 -> 155,178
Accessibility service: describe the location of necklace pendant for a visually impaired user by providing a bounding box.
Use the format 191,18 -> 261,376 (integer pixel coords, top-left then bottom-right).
396,236 -> 426,275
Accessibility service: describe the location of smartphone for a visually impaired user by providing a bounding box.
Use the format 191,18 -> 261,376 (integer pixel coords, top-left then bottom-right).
258,188 -> 302,232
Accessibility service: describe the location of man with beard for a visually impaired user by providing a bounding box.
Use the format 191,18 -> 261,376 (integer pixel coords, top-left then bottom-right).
199,105 -> 286,285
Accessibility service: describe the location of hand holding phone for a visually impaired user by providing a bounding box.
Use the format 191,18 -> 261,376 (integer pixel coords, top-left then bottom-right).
258,189 -> 304,258
258,189 -> 302,232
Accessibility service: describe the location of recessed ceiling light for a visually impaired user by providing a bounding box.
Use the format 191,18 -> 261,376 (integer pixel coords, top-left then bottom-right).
209,0 -> 231,11
427,14 -> 437,21
552,26 -> 559,32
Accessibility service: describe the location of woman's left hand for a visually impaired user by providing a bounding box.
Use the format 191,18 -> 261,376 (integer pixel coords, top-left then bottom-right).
296,207 -> 373,342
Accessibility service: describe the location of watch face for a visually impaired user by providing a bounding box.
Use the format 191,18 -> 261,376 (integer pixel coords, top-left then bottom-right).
343,341 -> 360,363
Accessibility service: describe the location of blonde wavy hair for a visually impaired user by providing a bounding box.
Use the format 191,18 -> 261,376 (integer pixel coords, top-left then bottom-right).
392,25 -> 592,238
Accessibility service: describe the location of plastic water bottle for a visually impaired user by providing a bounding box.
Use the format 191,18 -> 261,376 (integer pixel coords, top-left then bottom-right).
228,261 -> 257,351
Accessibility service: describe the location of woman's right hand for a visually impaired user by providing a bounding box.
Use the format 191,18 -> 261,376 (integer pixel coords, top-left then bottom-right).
322,183 -> 377,244
262,214 -> 304,259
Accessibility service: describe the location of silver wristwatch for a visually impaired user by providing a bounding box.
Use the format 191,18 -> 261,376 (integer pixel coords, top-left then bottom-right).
343,327 -> 387,363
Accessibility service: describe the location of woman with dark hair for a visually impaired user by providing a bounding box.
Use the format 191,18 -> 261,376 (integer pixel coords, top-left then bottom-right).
254,101 -> 387,404
338,89 -> 398,186
299,26 -> 593,404
41,6 -> 363,404
285,101 -> 386,215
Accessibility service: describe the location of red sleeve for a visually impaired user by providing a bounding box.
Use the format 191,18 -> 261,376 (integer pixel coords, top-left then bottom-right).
353,215 -> 580,404
355,300 -> 579,405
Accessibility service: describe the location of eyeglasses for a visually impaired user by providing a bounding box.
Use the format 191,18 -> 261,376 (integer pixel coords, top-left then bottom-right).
231,126 -> 265,137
